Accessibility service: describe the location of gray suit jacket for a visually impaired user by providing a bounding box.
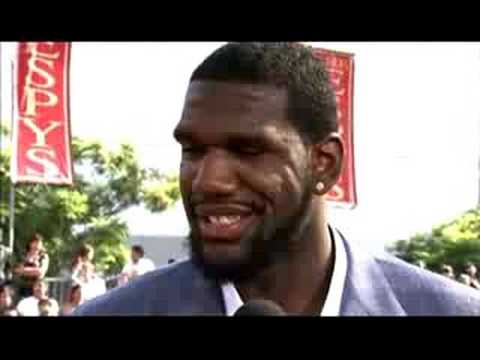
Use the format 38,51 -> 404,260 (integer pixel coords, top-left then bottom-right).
74,232 -> 480,316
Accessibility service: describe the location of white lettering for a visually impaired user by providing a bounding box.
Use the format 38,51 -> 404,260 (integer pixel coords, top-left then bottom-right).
20,42 -> 60,117
26,56 -> 57,89
26,147 -> 60,178
21,87 -> 58,117
25,42 -> 60,61
21,117 -> 61,147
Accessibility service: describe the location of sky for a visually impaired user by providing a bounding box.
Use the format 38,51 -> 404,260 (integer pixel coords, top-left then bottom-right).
2,42 -> 480,252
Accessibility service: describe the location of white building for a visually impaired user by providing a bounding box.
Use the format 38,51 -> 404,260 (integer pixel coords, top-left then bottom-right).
119,201 -> 190,267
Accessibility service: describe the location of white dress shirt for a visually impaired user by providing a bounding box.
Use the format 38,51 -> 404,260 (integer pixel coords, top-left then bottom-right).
221,227 -> 348,316
122,257 -> 156,277
16,296 -> 60,316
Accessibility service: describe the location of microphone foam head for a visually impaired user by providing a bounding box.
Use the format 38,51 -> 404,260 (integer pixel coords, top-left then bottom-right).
233,299 -> 286,316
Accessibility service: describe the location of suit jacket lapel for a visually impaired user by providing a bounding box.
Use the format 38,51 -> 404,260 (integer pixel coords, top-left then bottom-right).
337,231 -> 406,316
172,231 -> 408,316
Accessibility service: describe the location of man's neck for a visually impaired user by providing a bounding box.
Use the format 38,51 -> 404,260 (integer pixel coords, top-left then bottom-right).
235,200 -> 334,315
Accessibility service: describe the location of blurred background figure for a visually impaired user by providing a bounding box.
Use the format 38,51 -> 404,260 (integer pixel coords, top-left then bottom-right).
440,264 -> 455,280
415,260 -> 426,269
12,233 -> 50,300
0,246 -> 10,283
459,262 -> 480,290
459,273 -> 472,287
16,279 -> 59,316
61,284 -> 84,315
71,245 -> 95,284
118,245 -> 155,285
71,245 -> 106,301
38,298 -> 56,316
0,283 -> 18,316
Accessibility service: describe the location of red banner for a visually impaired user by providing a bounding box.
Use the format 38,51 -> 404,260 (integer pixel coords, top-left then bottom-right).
312,48 -> 357,208
12,42 -> 73,185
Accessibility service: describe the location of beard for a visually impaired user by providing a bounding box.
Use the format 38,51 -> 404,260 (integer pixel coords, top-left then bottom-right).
187,177 -> 316,283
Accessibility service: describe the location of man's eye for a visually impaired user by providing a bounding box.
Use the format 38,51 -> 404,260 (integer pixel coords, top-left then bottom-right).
182,146 -> 203,155
237,147 -> 262,156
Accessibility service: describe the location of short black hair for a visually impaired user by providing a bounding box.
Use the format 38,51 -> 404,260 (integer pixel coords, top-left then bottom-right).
77,244 -> 94,259
132,245 -> 144,257
190,42 -> 337,144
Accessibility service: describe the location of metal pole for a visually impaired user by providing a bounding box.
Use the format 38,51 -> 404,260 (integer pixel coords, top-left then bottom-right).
0,42 -> 3,248
0,41 -> 2,162
0,42 -> 4,260
8,183 -> 14,253
8,57 -> 14,254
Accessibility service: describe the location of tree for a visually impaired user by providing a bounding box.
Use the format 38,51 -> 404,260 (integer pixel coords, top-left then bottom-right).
0,131 -> 180,276
387,207 -> 480,274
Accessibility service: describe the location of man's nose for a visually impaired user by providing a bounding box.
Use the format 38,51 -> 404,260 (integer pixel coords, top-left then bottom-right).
192,150 -> 237,195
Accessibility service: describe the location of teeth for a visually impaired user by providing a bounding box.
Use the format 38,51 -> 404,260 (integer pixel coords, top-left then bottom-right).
207,215 -> 241,225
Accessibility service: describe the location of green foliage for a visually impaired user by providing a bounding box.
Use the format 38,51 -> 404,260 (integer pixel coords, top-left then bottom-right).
388,208 -> 480,273
75,217 -> 130,275
142,171 -> 180,212
0,135 -> 180,276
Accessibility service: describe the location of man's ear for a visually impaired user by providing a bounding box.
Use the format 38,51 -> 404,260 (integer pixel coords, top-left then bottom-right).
310,133 -> 344,196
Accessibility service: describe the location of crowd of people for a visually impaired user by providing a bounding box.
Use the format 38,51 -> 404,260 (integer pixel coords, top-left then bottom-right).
415,259 -> 480,290
437,262 -> 480,289
0,233 -> 159,316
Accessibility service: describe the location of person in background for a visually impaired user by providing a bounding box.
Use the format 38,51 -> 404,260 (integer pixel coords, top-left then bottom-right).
460,262 -> 480,290
459,273 -> 472,287
0,283 -> 18,316
71,245 -> 95,285
61,284 -> 84,316
38,298 -> 56,316
118,245 -> 155,285
13,233 -> 49,300
71,245 -> 106,301
440,264 -> 455,280
16,279 -> 59,316
415,260 -> 426,269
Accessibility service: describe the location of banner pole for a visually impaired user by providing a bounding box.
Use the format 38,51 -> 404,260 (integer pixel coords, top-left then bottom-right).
8,58 -> 15,254
0,41 -> 3,252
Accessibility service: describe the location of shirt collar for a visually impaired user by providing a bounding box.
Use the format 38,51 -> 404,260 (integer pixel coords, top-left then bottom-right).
220,226 -> 348,316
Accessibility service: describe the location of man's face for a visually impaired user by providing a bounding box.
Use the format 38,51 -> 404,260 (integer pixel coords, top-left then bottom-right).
30,239 -> 40,252
33,282 -> 48,299
131,250 -> 141,263
467,265 -> 477,277
0,289 -> 12,308
174,81 -> 316,281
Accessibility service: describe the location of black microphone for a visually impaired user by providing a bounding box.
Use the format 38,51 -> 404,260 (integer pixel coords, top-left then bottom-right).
233,299 -> 286,316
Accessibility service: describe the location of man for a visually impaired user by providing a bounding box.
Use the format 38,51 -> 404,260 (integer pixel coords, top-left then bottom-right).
118,245 -> 156,285
440,264 -> 456,280
459,262 -> 480,290
13,233 -> 49,299
16,279 -> 59,316
0,283 -> 18,316
74,42 -> 480,315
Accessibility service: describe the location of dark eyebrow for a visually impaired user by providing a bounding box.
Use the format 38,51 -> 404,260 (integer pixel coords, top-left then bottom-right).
173,127 -> 272,148
226,134 -> 268,148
